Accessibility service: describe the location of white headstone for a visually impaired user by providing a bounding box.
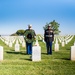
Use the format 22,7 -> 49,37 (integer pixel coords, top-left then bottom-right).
0,46 -> 3,60
32,46 -> 41,61
5,41 -> 9,45
35,40 -> 39,46
54,43 -> 59,51
71,46 -> 75,61
15,44 -> 20,52
22,42 -> 25,47
16,40 -> 19,44
43,39 -> 45,43
65,41 -> 68,44
54,40 -> 59,51
9,42 -> 12,47
62,41 -> 65,47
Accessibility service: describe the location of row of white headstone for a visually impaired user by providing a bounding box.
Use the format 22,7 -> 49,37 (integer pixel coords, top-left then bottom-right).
0,35 -> 75,61
40,35 -> 74,44
39,35 -> 74,51
0,39 -> 41,61
54,35 -> 74,51
0,36 -> 26,49
0,36 -> 26,61
32,35 -> 75,61
37,35 -> 75,61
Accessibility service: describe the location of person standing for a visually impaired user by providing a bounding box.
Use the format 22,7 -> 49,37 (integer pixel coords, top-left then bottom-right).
44,24 -> 54,55
24,24 -> 36,54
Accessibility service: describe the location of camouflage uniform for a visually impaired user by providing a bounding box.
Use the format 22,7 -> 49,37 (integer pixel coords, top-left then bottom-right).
24,29 -> 36,54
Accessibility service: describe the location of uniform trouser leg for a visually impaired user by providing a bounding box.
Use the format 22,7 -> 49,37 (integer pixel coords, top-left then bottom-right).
49,42 -> 52,54
46,42 -> 49,54
26,42 -> 32,54
26,42 -> 28,54
29,43 -> 32,54
46,42 -> 52,54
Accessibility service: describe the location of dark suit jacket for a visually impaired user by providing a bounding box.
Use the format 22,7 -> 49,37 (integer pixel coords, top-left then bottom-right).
44,29 -> 54,42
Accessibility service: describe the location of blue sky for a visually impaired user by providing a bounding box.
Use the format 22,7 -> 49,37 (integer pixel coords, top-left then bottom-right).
0,0 -> 75,35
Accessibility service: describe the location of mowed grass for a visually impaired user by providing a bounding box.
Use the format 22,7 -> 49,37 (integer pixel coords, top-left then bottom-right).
0,36 -> 75,75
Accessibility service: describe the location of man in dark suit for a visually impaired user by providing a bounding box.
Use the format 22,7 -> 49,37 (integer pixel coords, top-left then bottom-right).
44,24 -> 54,55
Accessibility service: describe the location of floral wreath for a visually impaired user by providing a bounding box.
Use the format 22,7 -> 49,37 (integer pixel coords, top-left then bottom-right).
24,30 -> 35,43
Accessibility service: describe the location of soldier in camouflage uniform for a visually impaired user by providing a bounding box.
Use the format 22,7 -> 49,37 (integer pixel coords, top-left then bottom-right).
24,24 -> 36,54
44,24 -> 54,55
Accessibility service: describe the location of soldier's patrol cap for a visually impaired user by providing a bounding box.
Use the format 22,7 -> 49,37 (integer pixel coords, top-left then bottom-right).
28,24 -> 32,27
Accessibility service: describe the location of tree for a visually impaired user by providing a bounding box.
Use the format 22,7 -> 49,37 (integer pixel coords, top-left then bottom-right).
16,29 -> 25,35
43,20 -> 61,35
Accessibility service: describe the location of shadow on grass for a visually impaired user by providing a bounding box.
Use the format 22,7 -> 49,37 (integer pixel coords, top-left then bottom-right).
41,53 -> 47,55
20,58 -> 31,61
55,58 -> 70,60
20,52 -> 28,55
61,58 -> 70,60
6,51 -> 20,54
66,48 -> 70,50
6,51 -> 28,55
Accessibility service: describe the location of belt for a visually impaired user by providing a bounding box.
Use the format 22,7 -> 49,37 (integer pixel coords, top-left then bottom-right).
46,35 -> 52,37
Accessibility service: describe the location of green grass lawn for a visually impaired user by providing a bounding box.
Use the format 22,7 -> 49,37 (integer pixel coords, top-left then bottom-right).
0,36 -> 75,75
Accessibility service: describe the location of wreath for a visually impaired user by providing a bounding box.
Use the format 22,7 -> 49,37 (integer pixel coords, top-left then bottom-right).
24,30 -> 35,43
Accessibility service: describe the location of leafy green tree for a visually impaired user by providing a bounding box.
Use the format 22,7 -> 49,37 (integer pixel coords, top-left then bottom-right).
43,20 -> 61,35
16,30 -> 25,35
